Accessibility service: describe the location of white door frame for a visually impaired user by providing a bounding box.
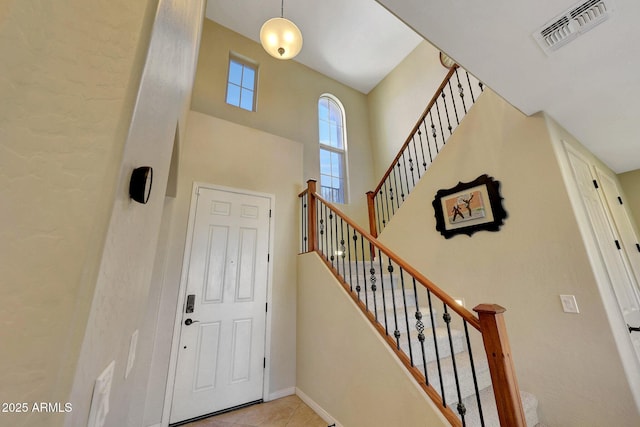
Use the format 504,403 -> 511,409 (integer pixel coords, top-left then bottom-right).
161,182 -> 276,426
552,138 -> 640,412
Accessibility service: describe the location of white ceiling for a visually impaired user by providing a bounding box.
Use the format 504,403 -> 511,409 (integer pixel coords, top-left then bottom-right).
206,0 -> 640,173
205,0 -> 423,94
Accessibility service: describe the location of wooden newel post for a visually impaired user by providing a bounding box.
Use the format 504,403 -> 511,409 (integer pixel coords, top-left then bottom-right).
307,180 -> 317,252
473,304 -> 527,427
366,191 -> 378,238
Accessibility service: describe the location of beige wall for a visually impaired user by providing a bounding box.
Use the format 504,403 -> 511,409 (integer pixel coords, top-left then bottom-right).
64,1 -> 205,426
619,169 -> 640,229
0,1 -> 160,426
296,253 -> 450,427
377,90 -> 639,426
191,19 -> 375,226
153,111 -> 303,418
366,41 -> 447,180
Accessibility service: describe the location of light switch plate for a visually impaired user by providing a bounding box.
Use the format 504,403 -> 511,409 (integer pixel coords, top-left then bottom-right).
126,329 -> 138,379
87,360 -> 115,427
560,294 -> 580,314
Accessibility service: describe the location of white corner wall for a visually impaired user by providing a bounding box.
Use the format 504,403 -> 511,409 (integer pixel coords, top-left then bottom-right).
296,253 -> 450,427
366,41 -> 447,179
148,110 -> 303,425
65,1 -> 205,426
191,19 -> 375,227
377,89 -> 639,426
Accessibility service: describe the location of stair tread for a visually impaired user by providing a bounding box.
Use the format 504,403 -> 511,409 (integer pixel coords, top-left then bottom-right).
415,351 -> 492,404
459,386 -> 539,427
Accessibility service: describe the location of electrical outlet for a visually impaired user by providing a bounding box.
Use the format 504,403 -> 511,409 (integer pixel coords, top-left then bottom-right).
560,295 -> 580,314
88,360 -> 115,427
126,330 -> 138,379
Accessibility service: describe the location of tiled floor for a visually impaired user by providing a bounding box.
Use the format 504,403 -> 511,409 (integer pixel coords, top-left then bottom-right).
182,394 -> 329,427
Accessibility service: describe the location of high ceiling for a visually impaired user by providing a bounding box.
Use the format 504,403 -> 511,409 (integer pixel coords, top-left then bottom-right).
205,0 -> 423,94
206,0 -> 640,173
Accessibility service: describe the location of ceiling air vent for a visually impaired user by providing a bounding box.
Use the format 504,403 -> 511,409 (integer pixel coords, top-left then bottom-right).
533,0 -> 614,54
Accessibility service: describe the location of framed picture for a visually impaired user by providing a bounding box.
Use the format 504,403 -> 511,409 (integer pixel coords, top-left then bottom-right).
432,174 -> 507,238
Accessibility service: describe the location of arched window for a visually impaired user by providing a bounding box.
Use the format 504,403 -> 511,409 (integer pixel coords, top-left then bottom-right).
318,94 -> 348,204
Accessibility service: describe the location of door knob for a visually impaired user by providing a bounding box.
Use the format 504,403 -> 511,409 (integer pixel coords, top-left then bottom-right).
184,318 -> 199,326
628,324 -> 640,333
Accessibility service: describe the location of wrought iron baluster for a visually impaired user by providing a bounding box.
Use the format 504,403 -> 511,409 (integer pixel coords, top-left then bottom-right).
464,320 -> 485,427
382,183 -> 390,229
465,70 -> 476,104
377,249 -> 389,334
443,304 -> 465,422
359,229 -> 369,311
435,98 -> 446,151
369,257 -> 378,322
387,259 -> 401,349
352,229 -> 361,297
417,126 -> 428,175
339,218 -> 346,280
329,210 -> 335,268
441,91 -> 453,136
412,278 -> 429,382
323,203 -> 329,260
346,223 -> 353,291
399,267 -> 413,364
409,139 -> 418,186
400,153 -> 409,201
454,68 -> 468,114
447,80 -> 460,126
427,289 -> 446,407
301,194 -> 307,252
318,202 -> 325,256
426,114 -> 435,163
390,167 -> 399,212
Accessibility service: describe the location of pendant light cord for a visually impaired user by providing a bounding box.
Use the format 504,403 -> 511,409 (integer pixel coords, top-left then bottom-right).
281,0 -> 284,18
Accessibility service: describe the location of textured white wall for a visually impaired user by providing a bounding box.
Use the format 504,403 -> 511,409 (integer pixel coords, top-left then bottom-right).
378,90 -> 639,426
64,1 -> 205,426
366,41 -> 447,180
0,1 -> 160,426
191,19 -> 375,227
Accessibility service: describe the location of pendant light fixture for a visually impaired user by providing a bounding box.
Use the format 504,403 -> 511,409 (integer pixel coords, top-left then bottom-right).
260,0 -> 303,60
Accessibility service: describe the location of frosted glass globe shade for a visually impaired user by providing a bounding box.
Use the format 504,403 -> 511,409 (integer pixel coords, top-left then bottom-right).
260,17 -> 303,60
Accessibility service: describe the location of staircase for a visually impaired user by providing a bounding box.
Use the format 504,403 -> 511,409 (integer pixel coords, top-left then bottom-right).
349,260 -> 540,426
298,63 -> 541,426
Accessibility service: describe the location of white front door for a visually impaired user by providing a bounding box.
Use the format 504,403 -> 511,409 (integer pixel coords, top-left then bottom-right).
565,146 -> 640,361
170,186 -> 271,424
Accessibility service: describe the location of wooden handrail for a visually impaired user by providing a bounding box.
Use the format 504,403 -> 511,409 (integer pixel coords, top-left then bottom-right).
312,190 -> 481,331
373,65 -> 458,196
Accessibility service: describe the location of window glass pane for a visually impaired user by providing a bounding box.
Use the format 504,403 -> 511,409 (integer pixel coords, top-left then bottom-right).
226,84 -> 240,106
319,122 -> 330,146
240,88 -> 254,111
318,98 -> 329,121
320,149 -> 331,175
330,124 -> 343,149
329,102 -> 342,126
229,60 -> 243,85
331,152 -> 342,177
242,66 -> 255,89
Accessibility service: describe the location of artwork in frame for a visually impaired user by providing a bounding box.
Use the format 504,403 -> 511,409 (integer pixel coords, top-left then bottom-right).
433,174 -> 507,238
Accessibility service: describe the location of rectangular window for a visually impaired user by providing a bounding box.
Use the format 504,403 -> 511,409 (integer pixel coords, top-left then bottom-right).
226,56 -> 257,111
320,147 -> 345,204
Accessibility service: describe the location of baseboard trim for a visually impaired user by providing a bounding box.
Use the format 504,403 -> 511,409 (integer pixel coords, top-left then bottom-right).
146,424 -> 161,427
266,387 -> 296,401
295,388 -> 343,427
